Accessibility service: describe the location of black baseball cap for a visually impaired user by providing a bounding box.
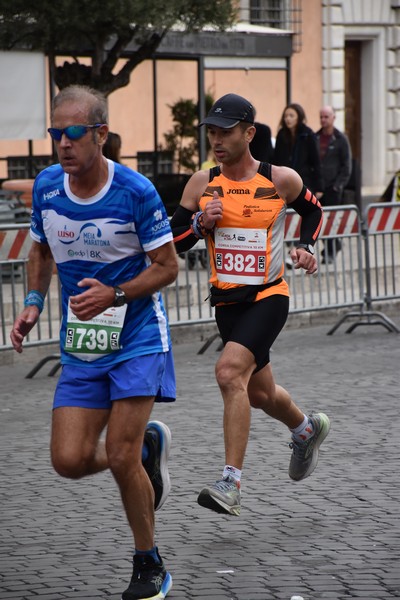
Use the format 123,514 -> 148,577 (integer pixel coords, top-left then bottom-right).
199,93 -> 255,129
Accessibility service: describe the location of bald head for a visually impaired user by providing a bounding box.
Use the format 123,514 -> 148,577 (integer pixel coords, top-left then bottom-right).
51,85 -> 108,125
320,105 -> 336,134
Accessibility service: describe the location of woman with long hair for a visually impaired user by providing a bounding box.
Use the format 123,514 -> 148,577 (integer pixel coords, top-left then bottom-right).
273,103 -> 323,196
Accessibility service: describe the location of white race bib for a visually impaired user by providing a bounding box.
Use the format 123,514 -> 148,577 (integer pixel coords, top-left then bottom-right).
64,300 -> 128,362
214,227 -> 267,284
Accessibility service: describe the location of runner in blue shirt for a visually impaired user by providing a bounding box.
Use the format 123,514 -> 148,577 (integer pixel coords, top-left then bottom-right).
10,84 -> 177,600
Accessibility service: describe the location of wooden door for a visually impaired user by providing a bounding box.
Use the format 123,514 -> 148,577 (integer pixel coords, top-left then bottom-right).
345,41 -> 362,163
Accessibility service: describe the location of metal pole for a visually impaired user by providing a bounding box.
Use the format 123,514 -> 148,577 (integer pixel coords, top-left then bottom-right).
152,58 -> 159,179
286,56 -> 291,105
48,54 -> 57,161
28,140 -> 33,178
197,56 -> 206,168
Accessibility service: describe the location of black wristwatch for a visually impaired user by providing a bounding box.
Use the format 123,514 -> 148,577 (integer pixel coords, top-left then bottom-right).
113,286 -> 126,307
296,243 -> 315,255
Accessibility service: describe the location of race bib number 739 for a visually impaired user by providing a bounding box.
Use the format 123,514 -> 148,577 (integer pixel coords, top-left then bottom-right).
64,301 -> 127,362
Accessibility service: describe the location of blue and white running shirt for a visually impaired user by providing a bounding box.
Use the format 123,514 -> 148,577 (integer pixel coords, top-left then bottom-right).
30,159 -> 173,366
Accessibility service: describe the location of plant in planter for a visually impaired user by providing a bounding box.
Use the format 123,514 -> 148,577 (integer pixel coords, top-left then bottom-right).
162,94 -> 214,173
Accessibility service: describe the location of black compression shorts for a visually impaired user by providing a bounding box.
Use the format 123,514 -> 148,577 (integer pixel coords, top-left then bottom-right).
215,295 -> 289,372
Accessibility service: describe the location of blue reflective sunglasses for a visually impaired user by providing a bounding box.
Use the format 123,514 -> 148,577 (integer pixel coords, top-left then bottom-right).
47,123 -> 104,141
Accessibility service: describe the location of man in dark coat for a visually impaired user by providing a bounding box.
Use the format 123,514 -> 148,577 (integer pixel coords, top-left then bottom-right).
316,105 -> 352,263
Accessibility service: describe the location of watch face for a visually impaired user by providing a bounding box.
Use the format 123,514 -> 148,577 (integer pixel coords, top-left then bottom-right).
297,244 -> 314,255
114,287 -> 126,306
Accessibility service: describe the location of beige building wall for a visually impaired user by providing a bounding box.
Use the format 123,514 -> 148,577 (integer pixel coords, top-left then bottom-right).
290,0 -> 323,132
0,1 -> 324,180
113,0 -> 323,166
2,0 -> 400,195
110,61 -> 289,167
94,0 -> 324,168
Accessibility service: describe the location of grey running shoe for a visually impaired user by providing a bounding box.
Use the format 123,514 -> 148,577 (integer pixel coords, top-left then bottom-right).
143,421 -> 171,511
289,412 -> 330,481
197,476 -> 241,516
121,550 -> 172,600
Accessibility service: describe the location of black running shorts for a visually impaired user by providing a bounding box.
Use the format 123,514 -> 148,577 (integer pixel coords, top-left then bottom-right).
215,294 -> 289,371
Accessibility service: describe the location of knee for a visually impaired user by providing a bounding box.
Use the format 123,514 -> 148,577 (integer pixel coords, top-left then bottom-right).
215,360 -> 242,393
51,448 -> 91,479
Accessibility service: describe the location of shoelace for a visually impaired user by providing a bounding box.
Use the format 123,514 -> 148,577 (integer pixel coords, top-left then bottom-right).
289,439 -> 307,458
289,431 -> 317,458
214,478 -> 238,493
132,559 -> 164,584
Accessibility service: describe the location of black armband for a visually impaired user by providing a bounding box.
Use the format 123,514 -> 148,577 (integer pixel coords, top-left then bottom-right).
289,185 -> 323,245
170,205 -> 199,253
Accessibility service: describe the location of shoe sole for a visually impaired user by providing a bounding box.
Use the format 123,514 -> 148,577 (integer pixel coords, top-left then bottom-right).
290,413 -> 331,481
159,571 -> 173,599
121,571 -> 172,600
197,489 -> 241,516
147,420 -> 171,511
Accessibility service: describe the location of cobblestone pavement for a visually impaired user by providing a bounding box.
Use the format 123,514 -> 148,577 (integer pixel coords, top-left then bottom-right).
1,322 -> 399,600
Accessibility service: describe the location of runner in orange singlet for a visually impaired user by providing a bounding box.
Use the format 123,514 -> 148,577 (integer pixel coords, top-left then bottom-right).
171,94 -> 330,516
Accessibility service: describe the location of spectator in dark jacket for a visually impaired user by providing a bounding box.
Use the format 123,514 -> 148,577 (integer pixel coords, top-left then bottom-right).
102,131 -> 122,163
316,106 -> 352,262
273,103 -> 323,195
249,121 -> 274,162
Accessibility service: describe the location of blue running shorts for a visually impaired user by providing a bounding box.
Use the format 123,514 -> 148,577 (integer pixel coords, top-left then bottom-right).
53,351 -> 176,409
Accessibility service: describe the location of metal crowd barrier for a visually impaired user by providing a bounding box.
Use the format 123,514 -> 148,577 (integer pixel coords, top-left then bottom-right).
284,204 -> 364,315
326,202 -> 400,334
1,204 -> 399,372
163,239 -> 213,327
0,224 -> 62,357
365,202 -> 400,305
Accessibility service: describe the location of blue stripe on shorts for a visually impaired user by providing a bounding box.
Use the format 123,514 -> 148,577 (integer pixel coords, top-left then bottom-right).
53,351 -> 176,409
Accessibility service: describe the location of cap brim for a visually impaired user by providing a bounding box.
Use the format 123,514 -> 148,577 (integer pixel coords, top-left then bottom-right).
199,117 -> 240,129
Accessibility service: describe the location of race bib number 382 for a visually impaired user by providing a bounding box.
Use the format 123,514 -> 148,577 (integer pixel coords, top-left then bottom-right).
64,301 -> 128,362
214,227 -> 267,285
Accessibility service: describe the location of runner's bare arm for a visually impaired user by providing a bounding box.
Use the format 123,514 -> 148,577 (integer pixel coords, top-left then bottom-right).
179,170 -> 210,211
27,241 -> 55,296
271,165 -> 303,202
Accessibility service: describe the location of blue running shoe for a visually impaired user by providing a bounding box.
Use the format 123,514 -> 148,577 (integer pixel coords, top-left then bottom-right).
122,550 -> 172,600
143,421 -> 171,511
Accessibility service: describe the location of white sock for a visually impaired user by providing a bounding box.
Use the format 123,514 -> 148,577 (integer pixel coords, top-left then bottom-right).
290,415 -> 314,442
223,465 -> 241,485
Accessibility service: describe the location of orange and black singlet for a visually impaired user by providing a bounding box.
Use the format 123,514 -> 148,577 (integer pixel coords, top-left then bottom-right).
199,163 -> 289,302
